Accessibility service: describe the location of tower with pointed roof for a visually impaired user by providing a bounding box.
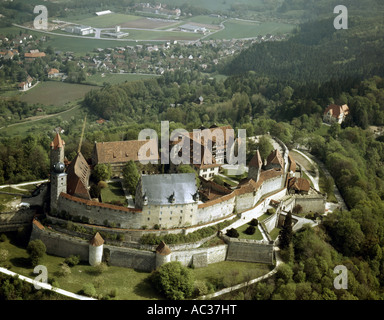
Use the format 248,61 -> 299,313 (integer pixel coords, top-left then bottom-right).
248,149 -> 263,182
50,133 -> 65,171
155,241 -> 172,268
50,133 -> 67,213
89,232 -> 104,266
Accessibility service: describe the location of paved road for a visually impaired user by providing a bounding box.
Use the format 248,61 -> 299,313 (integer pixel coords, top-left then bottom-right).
295,149 -> 348,212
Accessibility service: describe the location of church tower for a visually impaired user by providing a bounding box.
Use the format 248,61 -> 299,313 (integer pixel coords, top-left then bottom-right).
248,149 -> 263,182
50,133 -> 67,213
50,133 -> 65,170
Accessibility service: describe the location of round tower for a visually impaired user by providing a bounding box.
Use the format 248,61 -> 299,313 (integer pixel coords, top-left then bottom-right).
89,232 -> 104,266
155,241 -> 172,269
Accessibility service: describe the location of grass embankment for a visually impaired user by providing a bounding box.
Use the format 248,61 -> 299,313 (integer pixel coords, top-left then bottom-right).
0,233 -> 273,300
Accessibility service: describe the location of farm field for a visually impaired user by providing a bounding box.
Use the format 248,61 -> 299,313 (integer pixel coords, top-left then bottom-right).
67,13 -> 179,30
18,81 -> 97,107
206,20 -> 295,40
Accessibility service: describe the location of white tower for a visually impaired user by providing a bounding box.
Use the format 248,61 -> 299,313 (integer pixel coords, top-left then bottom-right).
89,232 -> 104,266
155,241 -> 171,269
115,25 -> 121,33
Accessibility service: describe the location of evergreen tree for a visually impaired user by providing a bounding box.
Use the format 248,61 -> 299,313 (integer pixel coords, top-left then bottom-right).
279,211 -> 293,250
123,160 -> 140,196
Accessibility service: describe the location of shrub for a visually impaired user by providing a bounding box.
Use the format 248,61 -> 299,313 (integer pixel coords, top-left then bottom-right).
80,283 -> 97,298
150,261 -> 194,300
98,181 -> 108,189
249,218 -> 259,226
26,240 -> 46,267
0,234 -> 8,242
245,225 -> 256,235
226,228 -> 239,238
64,255 -> 80,267
0,249 -> 9,264
57,263 -> 71,277
94,262 -> 108,275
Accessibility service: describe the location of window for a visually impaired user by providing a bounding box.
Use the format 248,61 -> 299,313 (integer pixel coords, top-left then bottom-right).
147,218 -> 150,221
160,211 -> 162,215
148,211 -> 151,215
180,210 -> 183,213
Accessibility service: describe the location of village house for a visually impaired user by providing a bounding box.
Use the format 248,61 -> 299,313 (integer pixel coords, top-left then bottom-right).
323,104 -> 350,124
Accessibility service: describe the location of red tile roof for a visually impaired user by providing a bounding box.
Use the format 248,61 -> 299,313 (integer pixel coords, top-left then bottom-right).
249,150 -> 263,168
90,232 -> 104,246
94,139 -> 159,164
60,192 -> 142,213
323,104 -> 349,119
50,133 -> 65,150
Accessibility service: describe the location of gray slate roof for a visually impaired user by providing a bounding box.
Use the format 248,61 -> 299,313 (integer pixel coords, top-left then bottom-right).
141,173 -> 197,205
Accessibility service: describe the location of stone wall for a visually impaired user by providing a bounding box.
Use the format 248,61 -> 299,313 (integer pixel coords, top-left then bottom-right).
171,244 -> 228,268
30,223 -> 89,261
196,194 -> 236,225
106,246 -> 156,271
57,194 -> 144,229
224,236 -> 274,264
263,210 -> 279,233
294,194 -> 326,214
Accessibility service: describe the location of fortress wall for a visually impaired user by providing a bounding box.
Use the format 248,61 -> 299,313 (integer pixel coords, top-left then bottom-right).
294,195 -> 326,214
30,224 -> 89,261
260,175 -> 285,197
195,195 -> 236,226
106,245 -> 156,271
0,210 -> 35,225
263,211 -> 279,233
225,236 -> 274,264
170,244 -> 228,268
236,192 -> 255,213
58,195 -> 144,229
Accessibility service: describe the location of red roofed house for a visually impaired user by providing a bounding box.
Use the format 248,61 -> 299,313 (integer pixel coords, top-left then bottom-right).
323,104 -> 349,124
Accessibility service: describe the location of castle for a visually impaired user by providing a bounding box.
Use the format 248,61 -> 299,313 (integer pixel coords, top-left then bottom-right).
30,131 -> 326,270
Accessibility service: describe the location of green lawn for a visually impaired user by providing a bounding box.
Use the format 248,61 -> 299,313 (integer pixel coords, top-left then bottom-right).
190,260 -> 273,290
100,181 -> 127,205
0,235 -> 161,300
269,227 -> 281,240
236,223 -> 264,241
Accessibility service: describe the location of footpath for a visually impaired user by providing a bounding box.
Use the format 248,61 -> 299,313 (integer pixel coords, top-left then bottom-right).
0,267 -> 96,300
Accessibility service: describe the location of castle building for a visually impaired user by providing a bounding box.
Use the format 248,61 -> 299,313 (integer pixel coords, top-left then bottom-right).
92,139 -> 159,177
248,149 -> 263,182
66,152 -> 91,200
135,173 -> 199,229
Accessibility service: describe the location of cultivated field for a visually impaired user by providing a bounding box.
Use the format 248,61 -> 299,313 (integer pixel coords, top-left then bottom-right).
206,20 -> 295,40
18,81 -> 97,107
